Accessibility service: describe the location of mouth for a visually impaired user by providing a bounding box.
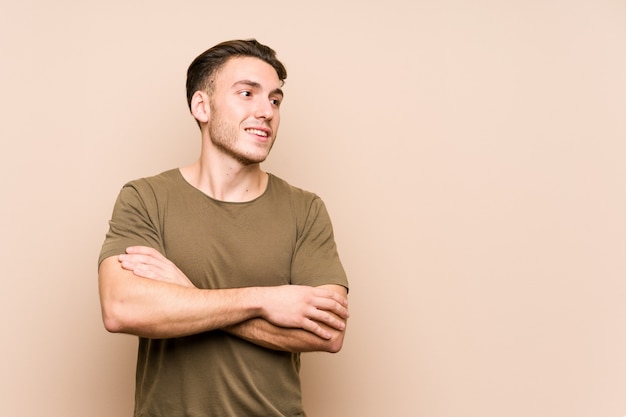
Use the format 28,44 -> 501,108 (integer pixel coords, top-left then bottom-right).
245,128 -> 270,138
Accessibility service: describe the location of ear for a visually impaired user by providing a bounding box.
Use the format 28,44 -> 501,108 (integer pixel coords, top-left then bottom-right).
190,90 -> 210,124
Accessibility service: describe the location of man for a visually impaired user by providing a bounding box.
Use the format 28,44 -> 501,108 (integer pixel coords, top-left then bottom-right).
98,39 -> 349,416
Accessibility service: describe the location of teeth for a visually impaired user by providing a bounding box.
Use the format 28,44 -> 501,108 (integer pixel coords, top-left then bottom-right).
246,128 -> 268,137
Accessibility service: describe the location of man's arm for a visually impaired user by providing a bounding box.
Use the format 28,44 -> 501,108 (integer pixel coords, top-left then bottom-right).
98,247 -> 349,340
223,284 -> 348,353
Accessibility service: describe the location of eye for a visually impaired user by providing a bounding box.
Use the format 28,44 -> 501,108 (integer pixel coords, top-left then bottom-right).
239,91 -> 252,97
270,98 -> 282,107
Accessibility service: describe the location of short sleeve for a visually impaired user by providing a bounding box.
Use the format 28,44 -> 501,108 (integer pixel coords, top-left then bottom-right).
98,182 -> 164,265
290,197 -> 348,290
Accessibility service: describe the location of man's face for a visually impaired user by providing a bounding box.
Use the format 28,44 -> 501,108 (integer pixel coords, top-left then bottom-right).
207,57 -> 283,165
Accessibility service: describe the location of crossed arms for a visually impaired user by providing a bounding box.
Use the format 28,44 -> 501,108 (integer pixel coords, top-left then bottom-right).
98,246 -> 349,353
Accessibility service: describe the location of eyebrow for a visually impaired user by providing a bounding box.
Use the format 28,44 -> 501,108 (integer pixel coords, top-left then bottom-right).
233,80 -> 284,97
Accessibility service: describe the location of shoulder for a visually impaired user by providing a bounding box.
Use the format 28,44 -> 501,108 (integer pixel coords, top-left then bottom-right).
266,174 -> 333,225
114,169 -> 184,210
123,168 -> 181,190
120,169 -> 183,197
267,173 -> 320,204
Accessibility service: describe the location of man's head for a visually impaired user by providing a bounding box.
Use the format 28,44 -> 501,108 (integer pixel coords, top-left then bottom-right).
186,40 -> 287,165
186,39 -> 287,111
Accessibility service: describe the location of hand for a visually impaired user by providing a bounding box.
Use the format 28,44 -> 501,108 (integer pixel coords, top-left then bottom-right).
258,285 -> 349,340
118,246 -> 196,288
118,247 -> 349,340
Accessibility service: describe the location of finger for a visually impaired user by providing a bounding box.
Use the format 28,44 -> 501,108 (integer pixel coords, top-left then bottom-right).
120,253 -> 167,269
132,265 -> 177,283
118,255 -> 164,277
126,246 -> 164,259
311,309 -> 346,331
132,265 -> 158,279
313,297 -> 349,319
314,288 -> 348,307
301,319 -> 332,340
119,259 -> 135,271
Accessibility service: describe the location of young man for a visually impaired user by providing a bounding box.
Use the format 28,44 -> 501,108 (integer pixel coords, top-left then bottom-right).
98,39 -> 349,416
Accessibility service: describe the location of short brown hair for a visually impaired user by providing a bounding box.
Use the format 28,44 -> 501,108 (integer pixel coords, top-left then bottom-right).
185,39 -> 287,110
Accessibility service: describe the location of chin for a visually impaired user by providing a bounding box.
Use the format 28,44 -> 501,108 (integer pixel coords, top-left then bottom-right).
237,153 -> 269,166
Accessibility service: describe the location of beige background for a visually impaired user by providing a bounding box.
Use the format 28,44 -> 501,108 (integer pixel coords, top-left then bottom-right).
1,1 -> 625,416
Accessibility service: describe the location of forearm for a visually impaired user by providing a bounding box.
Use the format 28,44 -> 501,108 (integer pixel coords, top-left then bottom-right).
225,283 -> 348,352
224,317 -> 346,353
100,248 -> 350,341
99,256 -> 262,338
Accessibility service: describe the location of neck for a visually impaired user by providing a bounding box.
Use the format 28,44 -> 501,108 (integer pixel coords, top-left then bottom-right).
180,151 -> 268,203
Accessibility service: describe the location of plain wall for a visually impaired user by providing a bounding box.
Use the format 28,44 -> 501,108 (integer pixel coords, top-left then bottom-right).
1,1 -> 625,416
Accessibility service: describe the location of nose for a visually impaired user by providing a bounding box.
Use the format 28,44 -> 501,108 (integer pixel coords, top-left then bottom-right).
254,98 -> 275,120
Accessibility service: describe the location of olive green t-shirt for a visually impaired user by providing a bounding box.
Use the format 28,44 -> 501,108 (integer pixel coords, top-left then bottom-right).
99,169 -> 348,417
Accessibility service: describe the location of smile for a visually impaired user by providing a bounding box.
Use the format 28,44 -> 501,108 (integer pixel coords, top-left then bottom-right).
245,128 -> 269,137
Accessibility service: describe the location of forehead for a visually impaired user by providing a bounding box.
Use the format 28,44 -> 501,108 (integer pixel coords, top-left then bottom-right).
214,56 -> 281,90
